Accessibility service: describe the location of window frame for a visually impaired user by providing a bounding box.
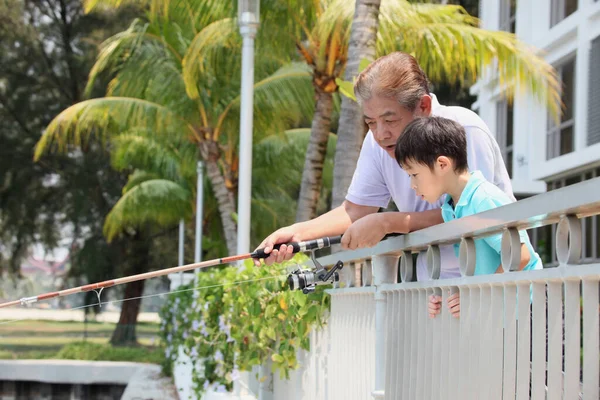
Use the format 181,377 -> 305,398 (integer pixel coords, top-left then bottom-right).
546,56 -> 576,160
499,0 -> 517,33
496,100 -> 514,178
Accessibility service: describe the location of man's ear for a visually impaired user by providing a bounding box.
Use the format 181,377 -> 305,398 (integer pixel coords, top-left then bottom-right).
417,95 -> 432,116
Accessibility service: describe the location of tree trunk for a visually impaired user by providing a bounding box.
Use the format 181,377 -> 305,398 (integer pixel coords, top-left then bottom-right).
109,279 -> 145,346
331,0 -> 381,209
296,89 -> 334,222
110,234 -> 149,346
206,159 -> 238,256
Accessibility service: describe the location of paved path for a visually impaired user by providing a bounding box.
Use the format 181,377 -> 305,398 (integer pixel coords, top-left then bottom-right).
0,308 -> 160,323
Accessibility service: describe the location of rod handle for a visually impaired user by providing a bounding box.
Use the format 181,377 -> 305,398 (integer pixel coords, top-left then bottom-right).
251,235 -> 342,259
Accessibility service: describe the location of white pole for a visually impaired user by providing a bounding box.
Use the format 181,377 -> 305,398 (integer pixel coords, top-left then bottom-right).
178,219 -> 184,285
236,4 -> 260,396
237,21 -> 258,256
195,161 -> 204,264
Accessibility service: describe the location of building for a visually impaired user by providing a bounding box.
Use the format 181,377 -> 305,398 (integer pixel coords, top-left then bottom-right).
471,0 -> 600,265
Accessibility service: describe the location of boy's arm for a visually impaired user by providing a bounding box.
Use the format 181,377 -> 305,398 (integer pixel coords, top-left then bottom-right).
494,243 -> 531,273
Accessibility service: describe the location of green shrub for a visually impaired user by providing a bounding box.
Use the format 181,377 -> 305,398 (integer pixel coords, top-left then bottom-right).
159,255 -> 331,396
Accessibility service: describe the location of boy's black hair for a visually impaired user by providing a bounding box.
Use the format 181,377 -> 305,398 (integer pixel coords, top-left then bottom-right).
394,116 -> 469,172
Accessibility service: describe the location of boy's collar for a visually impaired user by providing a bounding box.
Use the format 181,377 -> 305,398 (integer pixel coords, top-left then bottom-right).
444,171 -> 486,209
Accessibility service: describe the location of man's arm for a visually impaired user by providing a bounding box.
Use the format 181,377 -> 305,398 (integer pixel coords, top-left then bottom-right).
255,200 -> 378,265
380,208 -> 444,233
340,207 -> 444,250
257,202 -> 444,263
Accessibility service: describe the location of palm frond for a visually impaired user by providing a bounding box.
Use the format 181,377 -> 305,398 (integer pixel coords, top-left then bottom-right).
312,0 -> 353,73
218,63 -> 315,142
34,97 -> 197,161
103,179 -> 193,241
85,19 -> 184,97
122,170 -> 160,193
111,130 -> 198,183
83,0 -> 154,13
182,17 -> 240,99
378,1 -> 561,119
250,127 -> 337,245
253,128 -> 336,195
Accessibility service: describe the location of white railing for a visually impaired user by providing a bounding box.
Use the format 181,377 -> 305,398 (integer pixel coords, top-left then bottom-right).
273,177 -> 600,400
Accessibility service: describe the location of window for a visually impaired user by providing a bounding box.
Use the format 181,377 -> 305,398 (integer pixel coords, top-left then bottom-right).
550,0 -> 577,27
499,0 -> 517,33
529,168 -> 600,266
547,57 -> 575,159
496,100 -> 514,177
588,36 -> 600,146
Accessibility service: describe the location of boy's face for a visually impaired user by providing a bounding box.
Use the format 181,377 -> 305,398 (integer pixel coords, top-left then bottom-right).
402,160 -> 448,204
362,94 -> 432,157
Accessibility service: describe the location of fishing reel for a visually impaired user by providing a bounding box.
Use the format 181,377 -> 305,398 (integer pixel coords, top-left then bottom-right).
287,251 -> 344,294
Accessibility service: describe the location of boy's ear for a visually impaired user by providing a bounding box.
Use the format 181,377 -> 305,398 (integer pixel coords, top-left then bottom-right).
436,156 -> 451,171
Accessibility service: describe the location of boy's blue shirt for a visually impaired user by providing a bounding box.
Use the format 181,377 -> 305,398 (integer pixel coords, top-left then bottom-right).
440,171 -> 542,275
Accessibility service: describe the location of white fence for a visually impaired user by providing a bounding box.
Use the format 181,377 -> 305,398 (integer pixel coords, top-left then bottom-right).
171,177 -> 600,399
273,177 -> 600,400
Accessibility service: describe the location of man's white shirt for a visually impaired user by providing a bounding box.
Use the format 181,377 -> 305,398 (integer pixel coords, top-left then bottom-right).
346,94 -> 514,281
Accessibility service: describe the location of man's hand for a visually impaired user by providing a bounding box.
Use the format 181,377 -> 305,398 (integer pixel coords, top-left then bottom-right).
253,226 -> 302,266
447,291 -> 460,318
428,295 -> 442,319
341,213 -> 388,250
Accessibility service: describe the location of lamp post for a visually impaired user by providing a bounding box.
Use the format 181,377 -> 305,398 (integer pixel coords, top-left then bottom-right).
195,160 -> 204,264
236,0 -> 260,256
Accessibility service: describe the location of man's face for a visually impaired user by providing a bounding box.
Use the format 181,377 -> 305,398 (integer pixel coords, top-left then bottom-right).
402,161 -> 446,204
362,94 -> 431,157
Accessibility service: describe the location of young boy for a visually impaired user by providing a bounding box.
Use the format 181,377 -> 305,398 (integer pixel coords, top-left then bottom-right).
394,116 -> 542,318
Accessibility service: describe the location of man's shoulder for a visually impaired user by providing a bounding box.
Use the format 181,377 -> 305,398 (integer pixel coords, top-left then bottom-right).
432,102 -> 492,136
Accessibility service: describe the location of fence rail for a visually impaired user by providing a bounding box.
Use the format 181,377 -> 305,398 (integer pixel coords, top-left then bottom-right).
272,177 -> 600,400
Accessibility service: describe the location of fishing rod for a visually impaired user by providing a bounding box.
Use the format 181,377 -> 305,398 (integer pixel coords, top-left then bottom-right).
0,235 -> 344,309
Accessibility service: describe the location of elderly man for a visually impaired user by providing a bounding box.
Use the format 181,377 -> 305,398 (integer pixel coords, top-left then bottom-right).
254,51 -> 513,281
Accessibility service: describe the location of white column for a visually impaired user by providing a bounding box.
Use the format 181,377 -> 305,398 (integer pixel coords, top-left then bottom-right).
195,161 -> 204,263
371,255 -> 398,399
236,24 -> 258,256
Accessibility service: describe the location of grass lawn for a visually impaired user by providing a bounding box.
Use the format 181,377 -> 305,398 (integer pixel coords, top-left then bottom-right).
0,319 -> 163,363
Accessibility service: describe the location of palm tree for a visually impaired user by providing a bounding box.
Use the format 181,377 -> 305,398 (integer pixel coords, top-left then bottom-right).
330,0 -> 562,209
292,1 -> 350,222
331,0 -> 381,210
34,1 -> 315,256
254,129 -> 337,237
103,128 -> 336,258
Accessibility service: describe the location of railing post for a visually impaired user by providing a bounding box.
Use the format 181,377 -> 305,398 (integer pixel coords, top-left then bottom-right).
371,255 -> 399,399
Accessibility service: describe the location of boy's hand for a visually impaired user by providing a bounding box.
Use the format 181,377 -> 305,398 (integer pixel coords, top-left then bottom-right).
428,295 -> 442,318
447,291 -> 460,318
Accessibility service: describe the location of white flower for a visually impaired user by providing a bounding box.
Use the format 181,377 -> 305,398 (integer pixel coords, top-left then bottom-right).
214,349 -> 224,362
230,369 -> 240,381
215,384 -> 227,393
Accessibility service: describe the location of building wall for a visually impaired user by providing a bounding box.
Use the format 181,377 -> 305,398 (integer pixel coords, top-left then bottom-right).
472,0 -> 600,194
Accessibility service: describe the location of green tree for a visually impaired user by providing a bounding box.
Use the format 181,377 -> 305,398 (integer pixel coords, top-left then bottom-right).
330,0 -> 562,209
330,0 -> 381,210
0,0 -> 168,344
102,127 -> 336,260
291,1 -> 349,222
34,0 -> 316,256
